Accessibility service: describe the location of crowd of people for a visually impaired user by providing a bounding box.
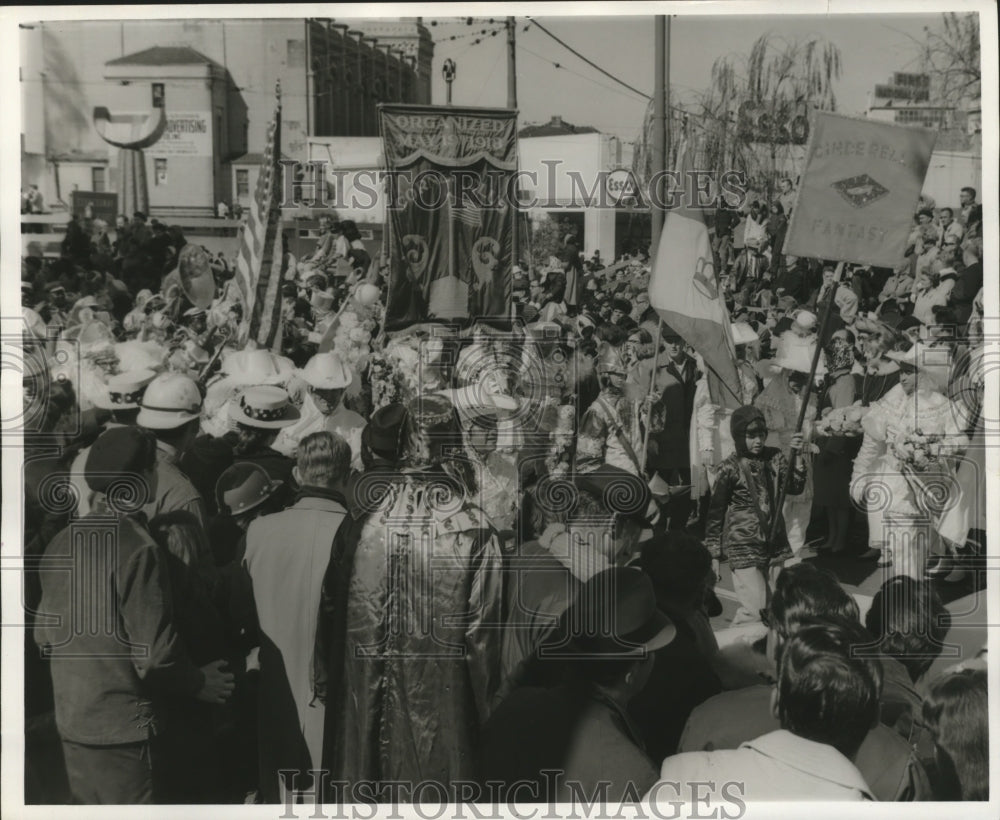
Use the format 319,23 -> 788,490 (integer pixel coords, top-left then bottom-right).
19,178 -> 988,806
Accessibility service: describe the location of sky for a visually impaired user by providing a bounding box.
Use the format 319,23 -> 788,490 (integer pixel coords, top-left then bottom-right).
427,13 -> 945,141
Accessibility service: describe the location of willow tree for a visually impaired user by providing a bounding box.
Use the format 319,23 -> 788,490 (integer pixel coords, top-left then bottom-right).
696,33 -> 842,205
923,13 -> 980,103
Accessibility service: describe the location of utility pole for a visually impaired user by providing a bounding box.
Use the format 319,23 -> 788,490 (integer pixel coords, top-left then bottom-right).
506,16 -> 517,109
651,16 -> 666,259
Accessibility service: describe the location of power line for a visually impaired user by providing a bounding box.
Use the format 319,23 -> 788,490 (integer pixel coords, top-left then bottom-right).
526,18 -> 651,100
516,44 -> 649,104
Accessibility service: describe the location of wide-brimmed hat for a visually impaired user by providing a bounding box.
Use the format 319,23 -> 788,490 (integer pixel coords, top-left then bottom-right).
297,351 -> 353,390
543,567 -> 676,657
886,344 -> 932,372
228,385 -> 301,429
215,462 -> 284,517
137,372 -> 203,429
361,402 -> 410,461
93,368 -> 157,411
437,385 -> 520,418
221,349 -> 295,386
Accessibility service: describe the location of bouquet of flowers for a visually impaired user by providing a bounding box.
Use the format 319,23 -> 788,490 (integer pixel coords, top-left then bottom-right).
890,429 -> 960,472
814,404 -> 867,437
891,428 -> 964,518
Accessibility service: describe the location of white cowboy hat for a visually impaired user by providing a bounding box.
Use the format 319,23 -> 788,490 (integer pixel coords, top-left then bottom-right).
297,351 -> 353,390
220,349 -> 295,386
228,385 -> 302,429
93,368 -> 157,411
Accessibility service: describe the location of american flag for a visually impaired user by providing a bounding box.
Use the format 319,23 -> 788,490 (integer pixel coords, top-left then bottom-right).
451,188 -> 482,229
233,88 -> 285,350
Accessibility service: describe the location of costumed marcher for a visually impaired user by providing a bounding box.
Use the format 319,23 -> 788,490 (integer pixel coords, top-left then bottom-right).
755,345 -> 823,560
704,406 -> 806,625
850,344 -> 967,578
576,345 -> 651,477
316,394 -> 504,796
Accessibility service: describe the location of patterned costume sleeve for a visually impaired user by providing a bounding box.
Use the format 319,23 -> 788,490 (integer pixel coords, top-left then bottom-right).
465,525 -> 505,724
704,460 -> 736,560
575,404 -> 608,473
776,451 -> 807,496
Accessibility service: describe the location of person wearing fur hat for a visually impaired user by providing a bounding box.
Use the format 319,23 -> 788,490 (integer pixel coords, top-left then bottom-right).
754,346 -> 823,560
705,406 -> 806,624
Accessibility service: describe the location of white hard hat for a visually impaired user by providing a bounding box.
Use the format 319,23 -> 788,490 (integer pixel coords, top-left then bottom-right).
297,351 -> 353,390
137,372 -> 203,429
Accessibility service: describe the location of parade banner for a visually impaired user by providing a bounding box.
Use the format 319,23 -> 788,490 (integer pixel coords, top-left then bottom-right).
784,111 -> 937,267
649,140 -> 742,411
379,104 -> 518,331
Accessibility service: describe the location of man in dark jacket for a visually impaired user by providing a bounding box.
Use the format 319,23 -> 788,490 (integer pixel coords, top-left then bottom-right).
648,327 -> 699,529
34,426 -> 234,803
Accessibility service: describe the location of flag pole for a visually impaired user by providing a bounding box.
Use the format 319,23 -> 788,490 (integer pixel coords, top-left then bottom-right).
768,260 -> 844,543
640,318 -> 664,473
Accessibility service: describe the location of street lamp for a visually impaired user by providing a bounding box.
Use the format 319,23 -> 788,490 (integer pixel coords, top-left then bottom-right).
442,58 -> 456,105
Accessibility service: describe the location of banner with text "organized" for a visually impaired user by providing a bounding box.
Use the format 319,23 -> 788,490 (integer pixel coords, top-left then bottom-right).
379,104 -> 518,331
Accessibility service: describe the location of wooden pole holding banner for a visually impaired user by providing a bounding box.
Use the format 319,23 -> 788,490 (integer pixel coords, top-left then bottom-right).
768,260 -> 844,543
640,317 -> 665,473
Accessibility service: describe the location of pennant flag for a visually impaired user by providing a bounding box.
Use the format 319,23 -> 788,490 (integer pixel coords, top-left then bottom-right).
785,111 -> 937,267
233,88 -> 286,351
648,139 -> 742,411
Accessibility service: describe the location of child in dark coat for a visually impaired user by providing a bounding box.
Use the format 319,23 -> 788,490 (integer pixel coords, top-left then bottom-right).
705,405 -> 806,625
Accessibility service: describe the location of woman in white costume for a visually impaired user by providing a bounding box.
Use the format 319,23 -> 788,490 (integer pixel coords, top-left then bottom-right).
850,343 -> 967,579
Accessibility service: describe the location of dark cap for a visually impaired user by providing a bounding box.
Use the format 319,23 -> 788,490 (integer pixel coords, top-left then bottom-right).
215,462 -> 284,517
573,465 -> 652,521
85,426 -> 158,492
362,402 -> 410,461
544,567 -> 676,657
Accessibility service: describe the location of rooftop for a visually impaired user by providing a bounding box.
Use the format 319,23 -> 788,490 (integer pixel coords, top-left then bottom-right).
106,46 -> 214,67
519,115 -> 598,138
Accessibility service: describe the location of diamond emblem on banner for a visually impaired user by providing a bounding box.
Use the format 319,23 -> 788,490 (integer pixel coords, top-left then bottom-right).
831,174 -> 890,208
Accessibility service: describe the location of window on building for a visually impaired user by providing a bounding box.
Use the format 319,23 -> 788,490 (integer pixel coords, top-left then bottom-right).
236,169 -> 249,198
155,158 -> 168,186
91,166 -> 106,193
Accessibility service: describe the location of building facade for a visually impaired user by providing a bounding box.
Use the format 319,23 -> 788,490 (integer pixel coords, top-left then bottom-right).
20,17 -> 433,217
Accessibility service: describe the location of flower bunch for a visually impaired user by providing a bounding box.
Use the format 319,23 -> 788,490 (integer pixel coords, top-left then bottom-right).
815,404 -> 867,437
332,311 -> 373,372
890,429 -> 957,472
